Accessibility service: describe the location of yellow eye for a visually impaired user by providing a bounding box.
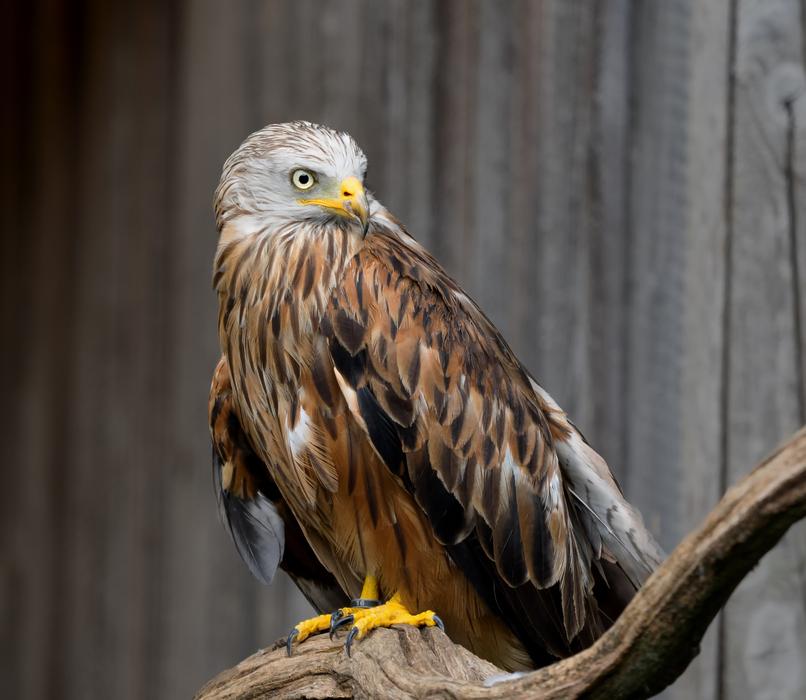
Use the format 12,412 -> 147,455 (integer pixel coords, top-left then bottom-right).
291,169 -> 316,190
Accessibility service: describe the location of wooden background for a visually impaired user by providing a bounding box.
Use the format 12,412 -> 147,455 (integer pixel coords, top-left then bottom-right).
2,1 -> 805,698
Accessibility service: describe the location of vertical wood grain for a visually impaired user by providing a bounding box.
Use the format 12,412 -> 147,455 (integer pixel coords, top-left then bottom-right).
430,0 -> 478,279
506,0 -> 544,400
0,6 -> 30,697
480,0 -> 605,471
788,12 -> 806,439
160,2 -> 256,697
671,2 -> 733,698
466,0 -> 514,337
723,1 -> 806,698
3,3 -> 80,698
623,1 -> 691,549
515,1 -> 598,431
587,0 -> 632,470
56,3 -> 179,698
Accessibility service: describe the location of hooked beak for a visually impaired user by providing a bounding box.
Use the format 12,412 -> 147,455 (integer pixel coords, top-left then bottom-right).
299,176 -> 369,234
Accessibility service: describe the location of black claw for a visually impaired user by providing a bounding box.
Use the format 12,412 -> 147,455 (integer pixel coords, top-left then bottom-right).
345,626 -> 359,657
330,609 -> 344,628
329,613 -> 354,640
286,629 -> 298,657
432,614 -> 445,632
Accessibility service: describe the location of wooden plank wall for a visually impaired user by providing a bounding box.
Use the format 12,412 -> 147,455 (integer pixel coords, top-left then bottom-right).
1,1 -> 804,698
723,1 -> 806,697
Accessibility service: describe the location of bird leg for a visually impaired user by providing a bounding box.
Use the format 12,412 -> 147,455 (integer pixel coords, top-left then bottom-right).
286,575 -> 443,657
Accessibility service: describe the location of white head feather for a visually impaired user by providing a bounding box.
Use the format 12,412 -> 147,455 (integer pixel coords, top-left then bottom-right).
214,121 -> 369,233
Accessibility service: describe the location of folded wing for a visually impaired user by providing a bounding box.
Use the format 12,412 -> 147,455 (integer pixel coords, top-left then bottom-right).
319,223 -> 663,660
209,357 -> 349,613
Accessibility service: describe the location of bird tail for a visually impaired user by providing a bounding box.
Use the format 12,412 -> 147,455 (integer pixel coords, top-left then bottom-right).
556,431 -> 665,589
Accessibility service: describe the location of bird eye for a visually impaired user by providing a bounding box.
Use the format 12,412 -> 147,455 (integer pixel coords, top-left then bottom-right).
291,169 -> 316,190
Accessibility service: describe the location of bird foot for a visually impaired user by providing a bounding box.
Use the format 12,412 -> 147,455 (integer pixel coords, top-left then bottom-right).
285,595 -> 443,657
336,595 -> 443,657
285,598 -> 379,655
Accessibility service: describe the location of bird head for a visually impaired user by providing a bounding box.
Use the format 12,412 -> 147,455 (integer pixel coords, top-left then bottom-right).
215,121 -> 370,238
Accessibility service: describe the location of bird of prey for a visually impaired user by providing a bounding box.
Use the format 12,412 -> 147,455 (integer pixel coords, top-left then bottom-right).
209,121 -> 663,671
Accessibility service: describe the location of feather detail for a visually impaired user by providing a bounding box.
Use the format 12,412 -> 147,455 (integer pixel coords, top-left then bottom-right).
208,357 -> 349,609
556,431 -> 665,587
319,224 -> 639,643
215,454 -> 285,585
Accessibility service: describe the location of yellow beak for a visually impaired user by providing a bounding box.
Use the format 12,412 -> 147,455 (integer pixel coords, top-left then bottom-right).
299,176 -> 369,231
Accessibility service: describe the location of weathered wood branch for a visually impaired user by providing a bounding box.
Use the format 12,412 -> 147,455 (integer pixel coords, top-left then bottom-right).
196,427 -> 806,700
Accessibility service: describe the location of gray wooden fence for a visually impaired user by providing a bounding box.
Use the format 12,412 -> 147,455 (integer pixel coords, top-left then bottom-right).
2,1 -> 804,698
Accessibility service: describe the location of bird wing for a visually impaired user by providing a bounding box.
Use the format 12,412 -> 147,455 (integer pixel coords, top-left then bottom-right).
209,357 -> 349,613
319,220 -> 663,654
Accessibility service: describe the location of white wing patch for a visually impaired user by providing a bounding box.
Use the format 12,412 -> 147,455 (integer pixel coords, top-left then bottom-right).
287,407 -> 312,458
548,472 -> 562,510
285,399 -> 339,495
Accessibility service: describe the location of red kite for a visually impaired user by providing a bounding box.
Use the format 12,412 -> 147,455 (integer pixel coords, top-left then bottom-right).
209,121 -> 662,671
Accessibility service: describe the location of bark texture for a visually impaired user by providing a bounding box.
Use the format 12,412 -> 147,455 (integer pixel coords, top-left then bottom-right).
196,426 -> 806,699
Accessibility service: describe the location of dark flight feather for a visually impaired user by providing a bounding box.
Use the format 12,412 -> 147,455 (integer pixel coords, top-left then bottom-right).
213,448 -> 285,585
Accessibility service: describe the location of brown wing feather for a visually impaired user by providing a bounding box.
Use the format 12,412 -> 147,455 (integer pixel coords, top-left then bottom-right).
321,218 -> 661,650
209,357 -> 349,613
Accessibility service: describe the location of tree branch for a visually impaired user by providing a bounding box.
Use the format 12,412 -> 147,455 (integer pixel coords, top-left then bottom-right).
196,426 -> 806,700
